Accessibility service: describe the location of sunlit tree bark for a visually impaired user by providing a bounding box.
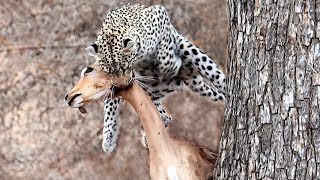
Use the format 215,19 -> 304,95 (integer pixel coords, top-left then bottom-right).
217,0 -> 320,179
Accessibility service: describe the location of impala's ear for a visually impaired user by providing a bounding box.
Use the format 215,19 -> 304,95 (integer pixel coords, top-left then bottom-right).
122,38 -> 136,55
86,43 -> 98,57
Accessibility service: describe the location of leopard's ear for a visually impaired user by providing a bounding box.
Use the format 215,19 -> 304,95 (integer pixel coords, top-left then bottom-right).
86,43 -> 98,57
122,38 -> 136,55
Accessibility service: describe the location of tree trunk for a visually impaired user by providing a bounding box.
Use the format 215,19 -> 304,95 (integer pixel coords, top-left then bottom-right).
216,0 -> 320,179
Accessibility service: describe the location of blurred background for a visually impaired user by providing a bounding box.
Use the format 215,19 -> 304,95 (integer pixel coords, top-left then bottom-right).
0,0 -> 227,179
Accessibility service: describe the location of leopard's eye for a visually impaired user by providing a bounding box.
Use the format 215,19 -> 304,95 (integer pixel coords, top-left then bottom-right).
91,44 -> 98,53
86,43 -> 99,57
123,38 -> 131,47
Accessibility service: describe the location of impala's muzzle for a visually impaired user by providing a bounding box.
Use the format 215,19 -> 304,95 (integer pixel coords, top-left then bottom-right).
65,92 -> 83,107
64,63 -> 134,114
65,92 -> 88,114
67,93 -> 81,106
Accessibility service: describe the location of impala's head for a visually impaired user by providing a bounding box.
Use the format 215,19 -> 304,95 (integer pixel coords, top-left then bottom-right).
65,63 -> 113,113
65,63 -> 133,113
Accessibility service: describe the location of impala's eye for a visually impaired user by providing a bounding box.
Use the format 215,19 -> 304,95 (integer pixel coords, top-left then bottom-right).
84,67 -> 94,74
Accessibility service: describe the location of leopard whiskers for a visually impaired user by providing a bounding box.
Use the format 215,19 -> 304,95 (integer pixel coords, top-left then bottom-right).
104,90 -> 111,102
134,75 -> 160,82
135,79 -> 150,91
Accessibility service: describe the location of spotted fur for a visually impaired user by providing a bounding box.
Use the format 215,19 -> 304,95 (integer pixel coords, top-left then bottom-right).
87,4 -> 226,152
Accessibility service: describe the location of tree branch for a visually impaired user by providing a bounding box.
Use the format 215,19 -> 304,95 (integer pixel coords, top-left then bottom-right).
0,44 -> 85,52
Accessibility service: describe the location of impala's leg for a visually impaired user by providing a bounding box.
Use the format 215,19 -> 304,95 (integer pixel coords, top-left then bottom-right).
102,98 -> 122,153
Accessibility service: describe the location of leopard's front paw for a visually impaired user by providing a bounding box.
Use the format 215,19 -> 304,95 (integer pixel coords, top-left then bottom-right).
102,139 -> 117,153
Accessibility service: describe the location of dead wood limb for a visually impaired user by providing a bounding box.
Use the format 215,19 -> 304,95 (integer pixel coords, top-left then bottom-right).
0,44 -> 85,52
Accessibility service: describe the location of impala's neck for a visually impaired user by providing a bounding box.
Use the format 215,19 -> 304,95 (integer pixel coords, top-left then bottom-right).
119,83 -> 171,151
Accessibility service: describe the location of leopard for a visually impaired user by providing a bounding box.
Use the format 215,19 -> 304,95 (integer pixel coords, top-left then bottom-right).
85,4 -> 226,152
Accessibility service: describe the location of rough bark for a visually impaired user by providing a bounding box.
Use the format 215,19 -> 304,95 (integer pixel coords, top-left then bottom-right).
217,0 -> 320,179
0,1 -> 227,179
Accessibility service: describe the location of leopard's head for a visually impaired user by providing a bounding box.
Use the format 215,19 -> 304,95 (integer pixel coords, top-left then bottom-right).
86,4 -> 146,86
